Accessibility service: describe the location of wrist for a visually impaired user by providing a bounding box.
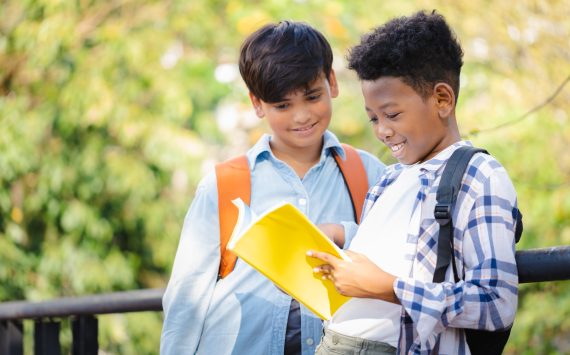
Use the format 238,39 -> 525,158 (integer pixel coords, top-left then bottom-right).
372,273 -> 399,304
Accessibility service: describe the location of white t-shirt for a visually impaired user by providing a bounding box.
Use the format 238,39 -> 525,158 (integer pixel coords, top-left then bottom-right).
327,162 -> 423,346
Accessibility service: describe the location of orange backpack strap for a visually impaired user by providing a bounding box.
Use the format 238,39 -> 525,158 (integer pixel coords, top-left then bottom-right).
215,155 -> 251,279
333,144 -> 369,224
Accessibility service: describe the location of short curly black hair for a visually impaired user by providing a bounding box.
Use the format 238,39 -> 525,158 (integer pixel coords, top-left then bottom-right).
348,10 -> 463,101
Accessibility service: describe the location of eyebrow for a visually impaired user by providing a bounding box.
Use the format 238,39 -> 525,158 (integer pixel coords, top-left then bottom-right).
304,87 -> 322,96
365,102 -> 398,112
274,87 -> 323,103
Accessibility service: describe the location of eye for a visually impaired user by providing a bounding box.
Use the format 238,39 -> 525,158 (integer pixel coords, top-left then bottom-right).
385,112 -> 401,120
368,116 -> 378,124
274,103 -> 290,110
307,94 -> 322,101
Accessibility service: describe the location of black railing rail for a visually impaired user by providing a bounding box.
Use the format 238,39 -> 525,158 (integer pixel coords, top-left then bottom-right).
516,246 -> 570,283
0,288 -> 164,321
1,246 -> 570,355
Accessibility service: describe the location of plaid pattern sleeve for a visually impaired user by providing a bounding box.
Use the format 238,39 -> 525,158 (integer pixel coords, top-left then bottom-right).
361,163 -> 402,220
369,142 -> 519,354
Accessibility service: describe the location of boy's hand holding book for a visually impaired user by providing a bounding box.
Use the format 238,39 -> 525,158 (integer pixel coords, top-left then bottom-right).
308,249 -> 400,304
317,223 -> 346,248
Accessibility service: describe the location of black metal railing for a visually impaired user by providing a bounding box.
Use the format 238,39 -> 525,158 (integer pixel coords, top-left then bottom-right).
1,246 -> 570,354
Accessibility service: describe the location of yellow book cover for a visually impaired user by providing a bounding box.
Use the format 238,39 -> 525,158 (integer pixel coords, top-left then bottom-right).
227,198 -> 351,320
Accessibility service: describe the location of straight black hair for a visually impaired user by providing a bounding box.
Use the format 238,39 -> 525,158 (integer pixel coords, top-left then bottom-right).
239,21 -> 333,103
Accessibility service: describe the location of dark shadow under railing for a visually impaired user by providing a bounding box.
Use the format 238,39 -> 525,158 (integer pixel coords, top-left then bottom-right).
1,246 -> 570,354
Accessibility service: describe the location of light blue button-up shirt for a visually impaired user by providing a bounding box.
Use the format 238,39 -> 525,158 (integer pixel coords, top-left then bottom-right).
161,131 -> 385,355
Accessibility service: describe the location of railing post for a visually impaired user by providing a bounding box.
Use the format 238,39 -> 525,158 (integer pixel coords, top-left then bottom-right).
0,320 -> 23,355
72,315 -> 98,355
35,319 -> 61,355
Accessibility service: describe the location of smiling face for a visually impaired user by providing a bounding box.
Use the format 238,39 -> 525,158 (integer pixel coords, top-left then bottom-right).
250,71 -> 339,159
362,76 -> 460,165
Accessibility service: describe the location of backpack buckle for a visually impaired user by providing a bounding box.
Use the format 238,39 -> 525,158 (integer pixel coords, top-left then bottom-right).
434,203 -> 451,225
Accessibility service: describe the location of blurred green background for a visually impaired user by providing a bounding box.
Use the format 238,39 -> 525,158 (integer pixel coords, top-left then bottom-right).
1,0 -> 569,354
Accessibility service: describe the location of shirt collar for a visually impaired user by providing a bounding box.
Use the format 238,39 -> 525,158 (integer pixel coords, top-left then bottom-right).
322,130 -> 344,159
417,140 -> 473,174
246,130 -> 344,169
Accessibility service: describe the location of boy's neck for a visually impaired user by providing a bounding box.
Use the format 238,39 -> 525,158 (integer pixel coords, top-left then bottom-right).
417,117 -> 461,164
269,141 -> 323,178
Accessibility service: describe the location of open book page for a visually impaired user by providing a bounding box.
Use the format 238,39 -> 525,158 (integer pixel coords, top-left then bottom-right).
227,198 -> 351,320
227,198 -> 260,250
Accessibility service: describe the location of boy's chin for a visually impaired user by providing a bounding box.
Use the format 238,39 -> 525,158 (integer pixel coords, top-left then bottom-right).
397,156 -> 421,166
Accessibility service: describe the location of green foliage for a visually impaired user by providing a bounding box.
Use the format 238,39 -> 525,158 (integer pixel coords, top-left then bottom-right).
1,0 -> 569,354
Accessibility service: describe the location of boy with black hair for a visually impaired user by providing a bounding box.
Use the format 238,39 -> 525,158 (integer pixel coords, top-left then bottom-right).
309,11 -> 519,354
161,21 -> 385,355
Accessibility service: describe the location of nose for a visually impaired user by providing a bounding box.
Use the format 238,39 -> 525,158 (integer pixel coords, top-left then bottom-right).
293,105 -> 311,124
375,118 -> 393,141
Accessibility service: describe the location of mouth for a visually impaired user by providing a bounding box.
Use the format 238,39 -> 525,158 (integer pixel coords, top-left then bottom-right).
389,142 -> 405,153
291,122 -> 319,137
387,141 -> 406,160
292,122 -> 318,132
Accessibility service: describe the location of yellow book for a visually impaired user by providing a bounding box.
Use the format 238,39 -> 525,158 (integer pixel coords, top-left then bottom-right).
227,198 -> 351,320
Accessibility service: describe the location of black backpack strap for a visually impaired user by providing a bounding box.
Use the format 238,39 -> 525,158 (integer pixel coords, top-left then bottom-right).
514,208 -> 523,243
433,146 -> 488,283
432,146 -> 518,355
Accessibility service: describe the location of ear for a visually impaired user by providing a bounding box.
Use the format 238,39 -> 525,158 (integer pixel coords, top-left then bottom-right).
248,92 -> 265,118
433,83 -> 455,119
327,69 -> 339,98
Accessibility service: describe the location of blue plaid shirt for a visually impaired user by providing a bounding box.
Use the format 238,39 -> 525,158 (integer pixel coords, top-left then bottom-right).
361,141 -> 519,355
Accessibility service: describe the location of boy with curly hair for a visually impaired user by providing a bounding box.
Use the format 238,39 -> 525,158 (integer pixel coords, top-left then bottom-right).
309,11 -> 519,354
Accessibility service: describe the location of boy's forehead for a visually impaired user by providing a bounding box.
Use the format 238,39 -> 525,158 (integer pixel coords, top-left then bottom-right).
362,77 -> 407,94
361,77 -> 423,105
283,73 -> 327,97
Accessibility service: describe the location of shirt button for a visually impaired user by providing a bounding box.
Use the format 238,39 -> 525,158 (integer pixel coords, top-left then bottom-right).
306,338 -> 314,346
299,198 -> 307,206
